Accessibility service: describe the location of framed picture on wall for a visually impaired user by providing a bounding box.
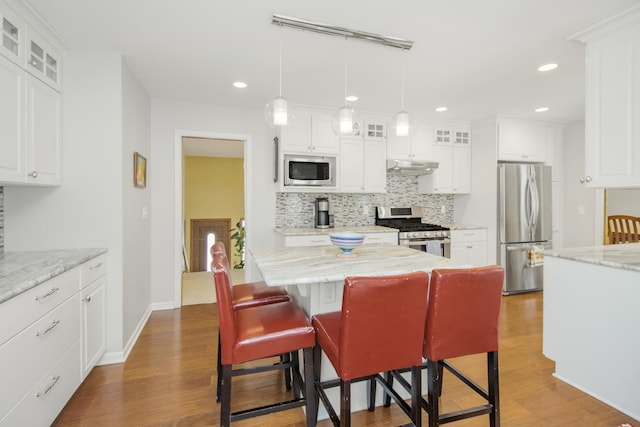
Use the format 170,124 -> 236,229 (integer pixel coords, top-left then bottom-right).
134,152 -> 147,188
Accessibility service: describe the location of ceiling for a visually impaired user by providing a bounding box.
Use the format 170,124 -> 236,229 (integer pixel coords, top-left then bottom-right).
25,0 -> 640,124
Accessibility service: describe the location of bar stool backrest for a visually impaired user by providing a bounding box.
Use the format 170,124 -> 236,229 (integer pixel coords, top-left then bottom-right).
339,272 -> 429,381
213,251 -> 238,365
424,266 -> 504,361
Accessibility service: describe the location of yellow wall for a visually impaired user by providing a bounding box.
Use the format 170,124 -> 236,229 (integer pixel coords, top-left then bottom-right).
184,156 -> 244,269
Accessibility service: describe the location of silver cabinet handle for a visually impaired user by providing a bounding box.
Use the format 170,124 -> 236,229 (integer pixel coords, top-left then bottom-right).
29,171 -> 38,178
36,375 -> 60,398
35,287 -> 60,301
36,320 -> 60,337
83,296 -> 92,303
89,262 -> 104,270
585,176 -> 592,183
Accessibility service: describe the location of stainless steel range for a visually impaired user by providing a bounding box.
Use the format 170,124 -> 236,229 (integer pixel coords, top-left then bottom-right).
375,206 -> 451,257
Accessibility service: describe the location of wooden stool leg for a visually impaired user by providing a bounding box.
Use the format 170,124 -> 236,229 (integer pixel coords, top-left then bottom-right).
216,331 -> 222,403
427,360 -> 439,427
303,347 -> 316,427
367,377 -> 376,411
219,364 -> 232,427
311,344 -> 322,425
488,351 -> 500,427
291,350 -> 301,399
383,371 -> 393,407
282,352 -> 292,391
340,380 -> 351,427
412,365 -> 422,427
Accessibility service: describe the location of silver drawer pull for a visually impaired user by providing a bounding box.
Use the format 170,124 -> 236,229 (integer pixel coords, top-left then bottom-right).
35,287 -> 60,301
89,262 -> 104,270
83,296 -> 92,303
36,320 -> 60,337
36,375 -> 60,397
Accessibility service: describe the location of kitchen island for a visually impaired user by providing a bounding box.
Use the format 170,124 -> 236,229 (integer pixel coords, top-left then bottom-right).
250,243 -> 462,418
543,243 -> 640,421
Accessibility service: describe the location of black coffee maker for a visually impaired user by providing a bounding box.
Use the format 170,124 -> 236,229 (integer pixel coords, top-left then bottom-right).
314,197 -> 333,229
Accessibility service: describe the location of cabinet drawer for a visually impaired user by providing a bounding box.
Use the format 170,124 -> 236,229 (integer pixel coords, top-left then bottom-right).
285,235 -> 332,247
0,267 -> 80,345
451,228 -> 487,243
81,254 -> 106,288
0,294 -> 80,417
0,342 -> 81,427
361,232 -> 398,245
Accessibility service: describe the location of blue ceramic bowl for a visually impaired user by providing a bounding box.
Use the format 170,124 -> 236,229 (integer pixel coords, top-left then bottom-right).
329,232 -> 365,256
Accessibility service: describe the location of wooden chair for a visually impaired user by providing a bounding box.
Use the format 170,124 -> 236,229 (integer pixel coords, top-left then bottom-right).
607,215 -> 640,244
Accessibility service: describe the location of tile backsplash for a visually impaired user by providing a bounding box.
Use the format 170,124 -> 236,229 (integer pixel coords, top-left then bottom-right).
0,187 -> 4,252
276,175 -> 454,228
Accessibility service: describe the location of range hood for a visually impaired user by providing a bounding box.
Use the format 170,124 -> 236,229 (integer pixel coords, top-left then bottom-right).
386,159 -> 439,176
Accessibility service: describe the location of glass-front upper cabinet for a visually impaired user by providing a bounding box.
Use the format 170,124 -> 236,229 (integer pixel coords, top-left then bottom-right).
1,2 -> 24,65
26,28 -> 61,91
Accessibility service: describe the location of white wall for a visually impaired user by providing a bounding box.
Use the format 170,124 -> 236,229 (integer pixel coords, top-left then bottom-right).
454,116 -> 499,264
606,189 -> 640,216
561,121 -> 600,247
149,99 -> 277,306
4,51 -> 126,354
121,61 -> 152,346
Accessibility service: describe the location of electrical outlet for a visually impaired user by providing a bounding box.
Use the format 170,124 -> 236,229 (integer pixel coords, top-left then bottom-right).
441,205 -> 446,214
362,205 -> 369,215
324,283 -> 336,303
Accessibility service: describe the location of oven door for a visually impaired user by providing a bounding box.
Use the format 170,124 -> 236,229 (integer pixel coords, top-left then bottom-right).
400,238 -> 451,258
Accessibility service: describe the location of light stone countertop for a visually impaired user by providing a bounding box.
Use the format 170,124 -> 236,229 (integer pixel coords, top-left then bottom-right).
0,249 -> 107,304
441,223 -> 488,230
250,244 -> 461,287
274,225 -> 397,236
546,243 -> 640,273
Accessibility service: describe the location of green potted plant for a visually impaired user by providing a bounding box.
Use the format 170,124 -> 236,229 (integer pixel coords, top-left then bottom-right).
229,220 -> 245,269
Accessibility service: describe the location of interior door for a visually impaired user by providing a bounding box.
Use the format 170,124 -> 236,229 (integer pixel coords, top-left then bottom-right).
190,219 -> 230,272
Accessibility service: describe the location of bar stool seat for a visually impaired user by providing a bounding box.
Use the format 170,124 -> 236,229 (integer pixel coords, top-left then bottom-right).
311,272 -> 430,427
213,253 -> 316,427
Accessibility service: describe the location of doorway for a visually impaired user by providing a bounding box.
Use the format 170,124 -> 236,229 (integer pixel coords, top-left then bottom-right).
180,135 -> 246,306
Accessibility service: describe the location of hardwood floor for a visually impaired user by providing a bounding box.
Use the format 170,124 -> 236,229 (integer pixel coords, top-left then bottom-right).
53,293 -> 634,426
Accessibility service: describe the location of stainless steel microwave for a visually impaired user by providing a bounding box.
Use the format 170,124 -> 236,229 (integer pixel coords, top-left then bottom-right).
284,155 -> 336,187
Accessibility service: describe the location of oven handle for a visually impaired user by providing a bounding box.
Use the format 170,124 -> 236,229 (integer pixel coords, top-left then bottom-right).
399,238 -> 451,246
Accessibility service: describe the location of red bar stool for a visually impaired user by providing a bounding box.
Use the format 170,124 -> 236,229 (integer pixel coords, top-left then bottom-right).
310,272 -> 430,427
213,252 -> 316,427
422,266 -> 504,427
211,242 -> 291,401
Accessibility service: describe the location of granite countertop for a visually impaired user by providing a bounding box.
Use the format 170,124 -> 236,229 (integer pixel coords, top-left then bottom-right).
274,225 -> 398,236
250,244 -> 461,287
441,223 -> 488,230
0,248 -> 107,304
546,243 -> 640,273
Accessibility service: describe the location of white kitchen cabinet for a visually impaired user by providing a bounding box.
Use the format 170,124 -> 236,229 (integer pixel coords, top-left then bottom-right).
0,54 -> 24,182
418,124 -> 471,194
0,254 -> 106,425
279,110 -> 339,155
25,27 -> 61,91
25,73 -> 61,185
450,228 -> 488,267
497,117 -> 546,162
0,1 -> 25,66
80,275 -> 106,379
339,136 -> 387,193
387,121 -> 433,162
572,12 -> 640,188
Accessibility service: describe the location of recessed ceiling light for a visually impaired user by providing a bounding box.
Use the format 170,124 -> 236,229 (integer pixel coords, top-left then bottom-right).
535,107 -> 549,113
538,63 -> 558,72
435,106 -> 448,112
233,81 -> 247,88
346,95 -> 358,102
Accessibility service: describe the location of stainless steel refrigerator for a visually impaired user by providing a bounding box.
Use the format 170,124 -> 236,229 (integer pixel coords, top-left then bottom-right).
498,163 -> 552,295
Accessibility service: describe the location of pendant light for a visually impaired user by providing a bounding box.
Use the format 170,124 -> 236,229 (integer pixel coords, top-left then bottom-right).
332,37 -> 356,135
394,48 -> 414,137
265,27 -> 290,127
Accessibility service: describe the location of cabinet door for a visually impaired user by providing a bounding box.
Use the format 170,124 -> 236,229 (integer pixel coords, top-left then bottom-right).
339,138 -> 364,192
0,54 -> 24,182
451,242 -> 488,267
363,139 -> 387,193
25,28 -> 61,92
584,27 -> 640,188
498,118 -> 545,162
410,122 -> 434,161
432,145 -> 453,193
452,145 -> 471,193
280,110 -> 312,153
545,127 -> 563,181
81,276 -> 106,379
25,74 -> 61,185
312,113 -> 340,154
387,133 -> 411,160
1,3 -> 25,66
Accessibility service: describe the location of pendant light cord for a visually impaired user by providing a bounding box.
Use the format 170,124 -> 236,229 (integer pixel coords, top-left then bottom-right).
279,26 -> 283,98
343,36 -> 348,104
401,48 -> 405,110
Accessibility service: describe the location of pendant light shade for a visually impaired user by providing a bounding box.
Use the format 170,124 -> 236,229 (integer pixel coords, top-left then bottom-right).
332,39 -> 358,136
265,30 -> 292,127
393,49 -> 416,137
